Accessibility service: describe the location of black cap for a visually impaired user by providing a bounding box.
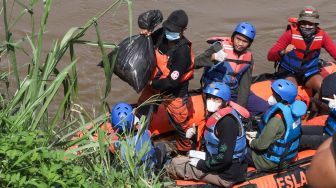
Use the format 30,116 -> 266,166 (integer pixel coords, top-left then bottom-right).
162,10 -> 188,32
321,72 -> 336,97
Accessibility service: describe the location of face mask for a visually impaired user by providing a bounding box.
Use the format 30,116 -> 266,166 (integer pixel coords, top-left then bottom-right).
300,27 -> 316,38
206,99 -> 222,112
165,30 -> 180,41
267,95 -> 278,106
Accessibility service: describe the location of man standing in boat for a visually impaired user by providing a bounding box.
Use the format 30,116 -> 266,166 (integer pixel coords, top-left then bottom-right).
267,6 -> 336,116
138,9 -> 195,153
196,22 -> 256,108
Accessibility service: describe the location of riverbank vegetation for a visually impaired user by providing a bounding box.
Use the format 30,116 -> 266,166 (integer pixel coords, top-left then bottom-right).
0,0 -> 164,187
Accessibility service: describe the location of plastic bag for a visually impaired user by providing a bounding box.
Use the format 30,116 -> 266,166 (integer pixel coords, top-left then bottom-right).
138,9 -> 163,31
113,35 -> 156,93
99,10 -> 163,93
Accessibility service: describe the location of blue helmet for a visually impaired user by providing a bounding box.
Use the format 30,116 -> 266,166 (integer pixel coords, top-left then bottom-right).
234,22 -> 256,40
111,102 -> 134,133
271,79 -> 298,104
203,82 -> 231,101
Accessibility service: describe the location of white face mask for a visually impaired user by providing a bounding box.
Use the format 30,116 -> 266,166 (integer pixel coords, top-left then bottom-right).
206,99 -> 222,112
267,95 -> 278,106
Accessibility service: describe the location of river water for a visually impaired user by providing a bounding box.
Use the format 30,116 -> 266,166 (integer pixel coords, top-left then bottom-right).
2,0 -> 336,111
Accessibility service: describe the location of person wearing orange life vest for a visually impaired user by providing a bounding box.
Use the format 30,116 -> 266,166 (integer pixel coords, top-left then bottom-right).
138,9 -> 195,153
167,82 -> 250,187
196,22 -> 256,108
268,6 -> 336,115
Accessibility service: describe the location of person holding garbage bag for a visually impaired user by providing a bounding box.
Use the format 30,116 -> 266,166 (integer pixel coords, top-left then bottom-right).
138,9 -> 195,153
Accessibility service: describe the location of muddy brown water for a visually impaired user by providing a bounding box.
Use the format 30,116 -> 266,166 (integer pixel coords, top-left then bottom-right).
1,0 -> 336,111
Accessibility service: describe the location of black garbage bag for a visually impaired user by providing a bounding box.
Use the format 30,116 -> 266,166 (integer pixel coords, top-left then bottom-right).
114,35 -> 156,93
99,10 -> 163,93
138,9 -> 163,31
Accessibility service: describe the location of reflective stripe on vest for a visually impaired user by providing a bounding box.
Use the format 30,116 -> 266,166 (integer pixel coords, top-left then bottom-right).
152,39 -> 195,83
279,19 -> 324,77
325,108 -> 336,136
259,102 -> 302,164
204,105 -> 247,160
202,37 -> 252,89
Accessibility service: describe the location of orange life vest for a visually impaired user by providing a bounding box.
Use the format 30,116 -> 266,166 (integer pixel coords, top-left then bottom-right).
280,17 -> 324,77
149,93 -> 206,150
202,37 -> 252,89
151,39 -> 195,83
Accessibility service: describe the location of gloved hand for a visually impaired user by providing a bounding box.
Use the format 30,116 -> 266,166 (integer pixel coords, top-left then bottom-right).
323,94 -> 336,109
188,157 -> 200,167
246,131 -> 257,139
185,124 -> 196,139
246,134 -> 254,146
212,50 -> 227,62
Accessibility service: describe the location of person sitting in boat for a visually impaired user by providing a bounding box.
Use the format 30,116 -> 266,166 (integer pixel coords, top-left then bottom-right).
267,6 -> 336,116
71,102 -> 167,170
300,72 -> 336,150
167,82 -> 250,187
111,102 -> 169,170
196,22 -> 255,108
245,79 -> 307,171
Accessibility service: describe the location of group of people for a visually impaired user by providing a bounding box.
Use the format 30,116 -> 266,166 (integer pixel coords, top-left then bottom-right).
107,5 -> 336,187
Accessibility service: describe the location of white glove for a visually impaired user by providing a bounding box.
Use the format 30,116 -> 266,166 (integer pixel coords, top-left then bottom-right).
185,124 -> 196,139
323,94 -> 336,109
213,50 -> 227,62
246,131 -> 257,139
188,157 -> 200,167
246,134 -> 254,145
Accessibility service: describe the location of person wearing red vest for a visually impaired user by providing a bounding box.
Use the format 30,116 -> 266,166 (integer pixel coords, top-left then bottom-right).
196,22 -> 256,108
138,10 -> 195,153
268,6 -> 336,115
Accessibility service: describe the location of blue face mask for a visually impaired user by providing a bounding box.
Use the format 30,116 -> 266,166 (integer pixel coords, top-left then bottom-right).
165,30 -> 180,41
